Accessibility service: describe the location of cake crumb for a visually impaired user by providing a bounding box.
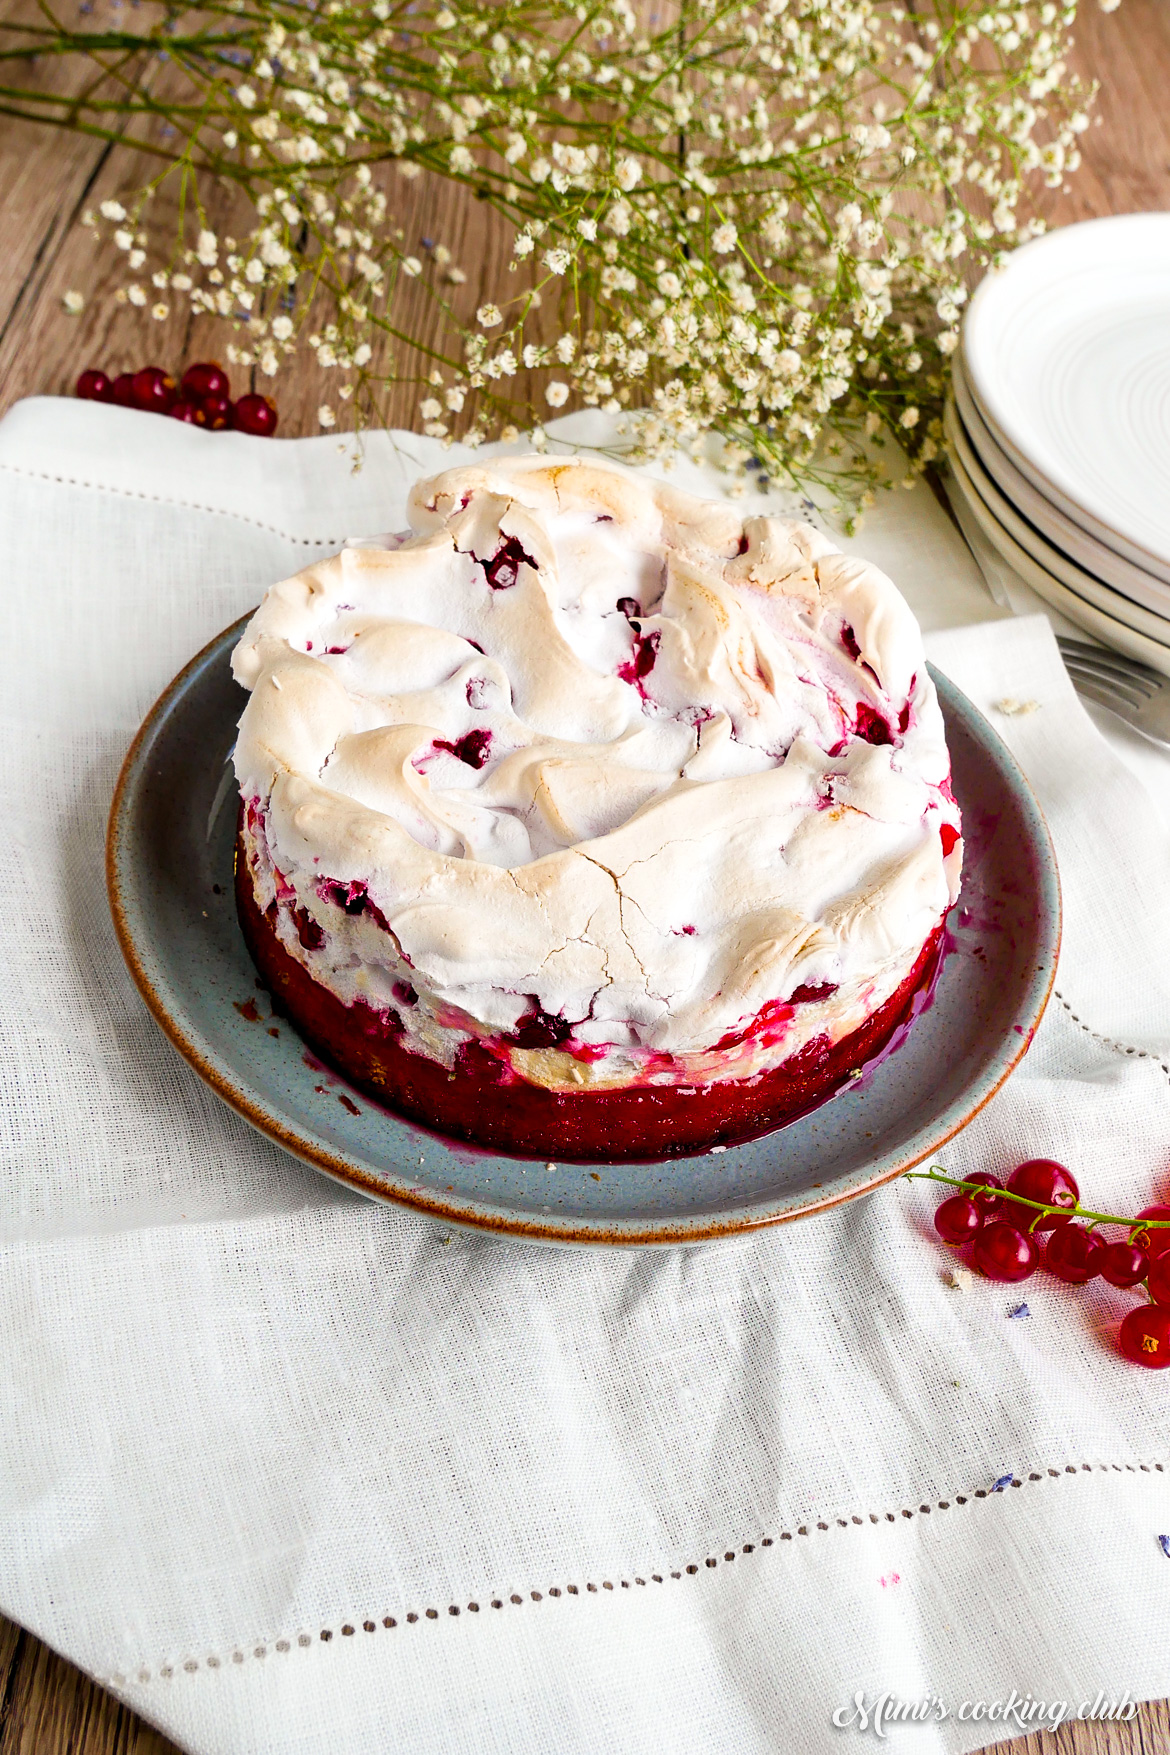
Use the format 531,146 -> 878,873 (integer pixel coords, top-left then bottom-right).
709,1145 -> 728,1155
995,697 -> 1039,716
546,1161 -> 557,1173
945,1266 -> 973,1291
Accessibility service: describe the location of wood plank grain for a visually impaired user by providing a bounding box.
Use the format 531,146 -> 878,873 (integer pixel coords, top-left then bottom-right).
0,1615 -> 175,1755
0,2 -> 1168,1752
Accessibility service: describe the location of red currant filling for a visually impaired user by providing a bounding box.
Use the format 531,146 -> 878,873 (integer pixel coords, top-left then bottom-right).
617,627 -> 659,686
433,729 -> 492,769
481,537 -> 536,590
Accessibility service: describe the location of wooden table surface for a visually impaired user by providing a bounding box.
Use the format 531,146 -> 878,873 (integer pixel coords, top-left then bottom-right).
2,3 -> 1170,1751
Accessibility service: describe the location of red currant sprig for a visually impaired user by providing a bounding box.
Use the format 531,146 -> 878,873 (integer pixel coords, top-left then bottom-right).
75,361 -> 278,437
910,1164 -> 1170,1368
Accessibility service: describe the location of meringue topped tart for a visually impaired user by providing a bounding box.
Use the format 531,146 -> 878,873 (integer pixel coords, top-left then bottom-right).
231,455 -> 962,1160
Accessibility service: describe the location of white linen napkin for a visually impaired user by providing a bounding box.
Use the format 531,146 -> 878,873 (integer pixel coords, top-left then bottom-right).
1,397 -> 1168,1755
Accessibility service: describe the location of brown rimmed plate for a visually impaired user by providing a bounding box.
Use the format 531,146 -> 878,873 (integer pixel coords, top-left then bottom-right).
107,616 -> 1060,1248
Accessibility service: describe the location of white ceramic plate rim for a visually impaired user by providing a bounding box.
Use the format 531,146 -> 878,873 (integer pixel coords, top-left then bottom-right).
944,399 -> 1170,648
963,214 -> 1170,583
947,444 -> 1170,679
951,353 -> 1170,620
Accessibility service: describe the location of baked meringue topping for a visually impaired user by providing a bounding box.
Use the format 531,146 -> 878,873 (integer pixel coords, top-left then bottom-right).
232,455 -> 962,1104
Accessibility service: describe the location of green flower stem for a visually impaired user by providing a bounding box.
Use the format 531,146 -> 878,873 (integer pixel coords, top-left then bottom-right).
906,1168 -> 1170,1236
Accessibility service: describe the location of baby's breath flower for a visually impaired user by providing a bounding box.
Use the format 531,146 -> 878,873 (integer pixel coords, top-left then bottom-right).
62,290 -> 84,314
318,405 -> 336,428
48,0 -> 1108,512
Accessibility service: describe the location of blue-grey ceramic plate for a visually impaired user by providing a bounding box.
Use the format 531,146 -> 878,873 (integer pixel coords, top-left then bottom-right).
107,616 -> 1060,1247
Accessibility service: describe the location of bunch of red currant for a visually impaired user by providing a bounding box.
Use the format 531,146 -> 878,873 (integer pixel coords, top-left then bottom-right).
924,1160 -> 1170,1368
75,361 -> 277,437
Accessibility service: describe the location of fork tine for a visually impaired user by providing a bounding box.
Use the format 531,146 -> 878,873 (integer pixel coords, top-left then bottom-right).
1062,661 -> 1152,711
1059,650 -> 1161,700
1056,637 -> 1164,694
1057,639 -> 1162,685
1064,674 -> 1145,720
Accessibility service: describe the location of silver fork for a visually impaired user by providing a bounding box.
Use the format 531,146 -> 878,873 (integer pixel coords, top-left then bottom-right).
1057,637 -> 1170,748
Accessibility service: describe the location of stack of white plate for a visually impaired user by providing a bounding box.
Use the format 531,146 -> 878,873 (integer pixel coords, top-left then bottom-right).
947,212 -> 1170,677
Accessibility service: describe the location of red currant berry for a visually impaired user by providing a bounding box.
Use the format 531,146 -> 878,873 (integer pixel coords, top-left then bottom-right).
1118,1304 -> 1170,1368
1147,1254 -> 1170,1306
131,366 -> 178,414
76,368 -> 113,402
934,1195 -> 983,1245
1006,1158 -> 1079,1230
1099,1240 -> 1149,1289
180,360 -> 230,403
111,372 -> 137,407
168,400 -> 201,423
200,393 -> 235,430
972,1221 -> 1040,1283
963,1172 -> 1005,1214
1044,1222 -> 1103,1285
1136,1205 -> 1170,1260
234,392 -> 278,437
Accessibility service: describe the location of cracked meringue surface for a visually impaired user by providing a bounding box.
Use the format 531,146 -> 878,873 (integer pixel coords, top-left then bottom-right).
232,455 -> 962,1096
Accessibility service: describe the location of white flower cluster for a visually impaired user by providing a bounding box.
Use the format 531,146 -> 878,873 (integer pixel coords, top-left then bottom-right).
71,0 -> 1105,505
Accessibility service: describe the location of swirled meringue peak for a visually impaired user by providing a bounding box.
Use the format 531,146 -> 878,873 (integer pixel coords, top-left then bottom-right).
232,455 -> 961,1094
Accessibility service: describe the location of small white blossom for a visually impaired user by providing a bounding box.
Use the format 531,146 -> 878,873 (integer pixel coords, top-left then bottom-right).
577,217 -> 597,241
127,284 -> 147,307
545,381 -> 570,407
62,290 -> 85,314
543,247 -> 571,275
615,155 -> 642,191
236,84 -> 256,109
476,302 -> 502,328
151,301 -> 169,321
318,405 -> 336,428
900,406 -> 920,429
514,234 -> 535,258
419,397 -> 443,420
99,199 -> 126,221
711,222 -> 737,254
196,230 -> 218,266
272,315 -> 294,340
